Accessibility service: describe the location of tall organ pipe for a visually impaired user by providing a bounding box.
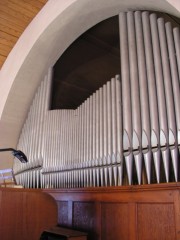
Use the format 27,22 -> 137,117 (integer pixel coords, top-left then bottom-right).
115,75 -> 123,185
99,88 -> 104,186
84,99 -> 88,164
157,17 -> 177,182
38,80 -> 46,164
165,22 -> 180,145
107,81 -> 113,185
119,12 -> 132,151
165,22 -> 180,181
111,78 -> 117,185
135,11 -> 151,184
127,12 -> 142,146
134,11 -> 151,146
119,12 -> 133,185
150,13 -> 169,183
111,78 -> 117,163
95,90 -> 100,164
36,83 -> 42,163
103,83 -> 108,186
99,88 -> 103,164
95,90 -> 100,186
127,11 -> 142,185
173,27 -> 180,83
142,11 -> 160,184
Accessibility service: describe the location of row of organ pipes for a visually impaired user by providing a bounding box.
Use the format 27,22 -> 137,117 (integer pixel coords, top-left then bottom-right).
13,11 -> 180,188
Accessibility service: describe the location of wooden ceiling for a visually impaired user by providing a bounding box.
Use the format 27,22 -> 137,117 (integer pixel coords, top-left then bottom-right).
0,0 -> 47,69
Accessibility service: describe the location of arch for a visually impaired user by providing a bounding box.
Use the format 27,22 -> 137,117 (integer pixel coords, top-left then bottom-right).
0,0 -> 179,168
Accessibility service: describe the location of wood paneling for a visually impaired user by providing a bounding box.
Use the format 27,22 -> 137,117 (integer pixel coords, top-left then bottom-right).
58,201 -> 69,226
0,0 -> 47,69
137,203 -> 176,240
45,183 -> 180,240
0,188 -> 57,240
73,202 -> 97,239
101,203 -> 129,240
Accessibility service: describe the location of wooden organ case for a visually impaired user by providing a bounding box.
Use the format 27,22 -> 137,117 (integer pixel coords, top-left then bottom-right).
13,11 -> 180,240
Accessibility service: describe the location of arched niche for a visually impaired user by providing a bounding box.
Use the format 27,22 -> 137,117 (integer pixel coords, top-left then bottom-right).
0,0 -> 179,168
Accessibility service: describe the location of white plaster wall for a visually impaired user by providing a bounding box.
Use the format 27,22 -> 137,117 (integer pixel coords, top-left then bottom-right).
0,0 -> 179,169
167,0 -> 180,11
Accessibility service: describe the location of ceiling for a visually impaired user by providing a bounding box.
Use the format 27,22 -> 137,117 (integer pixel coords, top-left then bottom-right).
0,0 -> 47,69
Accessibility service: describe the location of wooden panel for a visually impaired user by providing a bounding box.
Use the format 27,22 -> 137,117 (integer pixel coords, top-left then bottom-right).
173,190 -> 180,238
57,201 -> 69,226
0,0 -> 48,68
45,183 -> 180,240
1,191 -> 24,239
137,203 -> 176,240
0,188 -> 57,240
73,202 -> 97,239
101,203 -> 129,240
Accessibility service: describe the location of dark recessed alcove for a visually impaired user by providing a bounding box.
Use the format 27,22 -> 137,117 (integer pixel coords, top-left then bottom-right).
50,12 -> 180,110
51,16 -> 120,110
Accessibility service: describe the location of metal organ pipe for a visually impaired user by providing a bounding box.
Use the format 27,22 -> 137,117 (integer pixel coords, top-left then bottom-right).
99,88 -> 104,186
107,81 -> 112,185
173,27 -> 180,81
115,75 -> 123,185
134,11 -> 151,184
111,78 -> 117,185
95,91 -> 100,187
103,83 -> 108,186
127,11 -> 142,185
142,11 -> 160,184
165,22 -> 180,181
150,13 -> 169,183
119,12 -> 133,185
157,17 -> 177,182
14,11 -> 180,188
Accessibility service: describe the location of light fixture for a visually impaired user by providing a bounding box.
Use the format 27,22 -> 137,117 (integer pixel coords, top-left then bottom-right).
0,148 -> 28,163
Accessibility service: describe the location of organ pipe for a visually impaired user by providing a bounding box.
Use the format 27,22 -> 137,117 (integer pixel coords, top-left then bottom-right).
14,11 -> 180,188
119,12 -> 133,185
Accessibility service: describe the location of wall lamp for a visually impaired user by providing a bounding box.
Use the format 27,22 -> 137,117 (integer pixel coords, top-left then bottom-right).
0,148 -> 28,163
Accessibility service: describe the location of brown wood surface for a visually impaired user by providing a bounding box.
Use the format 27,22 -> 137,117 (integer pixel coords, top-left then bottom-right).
0,187 -> 58,240
101,203 -> 129,240
137,203 -> 176,240
0,0 -> 47,68
44,226 -> 87,238
44,183 -> 180,240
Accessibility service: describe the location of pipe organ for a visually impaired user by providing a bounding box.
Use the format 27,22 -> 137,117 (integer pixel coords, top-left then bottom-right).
13,11 -> 180,188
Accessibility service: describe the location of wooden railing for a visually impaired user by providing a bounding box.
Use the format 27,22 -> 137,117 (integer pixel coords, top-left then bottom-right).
0,188 -> 58,240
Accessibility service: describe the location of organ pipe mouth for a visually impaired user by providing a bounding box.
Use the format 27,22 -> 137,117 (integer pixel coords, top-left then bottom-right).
131,143 -> 179,153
